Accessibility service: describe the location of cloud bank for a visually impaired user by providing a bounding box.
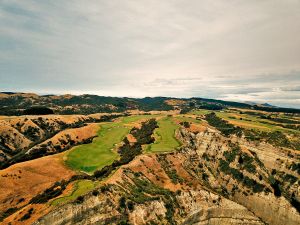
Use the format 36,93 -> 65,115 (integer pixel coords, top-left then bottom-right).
0,0 -> 300,108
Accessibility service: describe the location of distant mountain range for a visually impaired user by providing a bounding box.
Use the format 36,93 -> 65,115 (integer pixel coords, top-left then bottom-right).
1,92 -> 299,115
244,101 -> 277,108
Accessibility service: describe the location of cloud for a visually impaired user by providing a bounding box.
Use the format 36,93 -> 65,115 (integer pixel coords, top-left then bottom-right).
0,0 -> 300,108
280,86 -> 300,92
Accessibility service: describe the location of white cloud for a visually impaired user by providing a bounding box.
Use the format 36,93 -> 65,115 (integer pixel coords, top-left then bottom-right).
0,0 -> 299,108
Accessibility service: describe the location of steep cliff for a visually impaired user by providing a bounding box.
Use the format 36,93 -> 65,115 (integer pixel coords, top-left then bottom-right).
33,126 -> 300,225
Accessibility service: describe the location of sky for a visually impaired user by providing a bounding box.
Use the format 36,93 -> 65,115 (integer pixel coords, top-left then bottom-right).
0,0 -> 300,108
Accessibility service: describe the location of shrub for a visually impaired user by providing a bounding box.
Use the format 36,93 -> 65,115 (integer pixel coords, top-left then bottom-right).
165,169 -> 184,184
239,153 -> 256,173
244,129 -> 294,149
19,208 -> 33,221
23,107 -> 54,115
119,196 -> 126,209
205,113 -> 242,137
100,185 -> 110,193
29,180 -> 68,204
127,201 -> 134,211
180,121 -> 190,128
202,172 -> 209,181
270,179 -> 281,197
75,195 -> 84,204
118,220 -> 131,225
92,190 -> 99,196
0,207 -> 19,222
290,162 -> 300,175
283,174 -> 297,184
223,145 -> 240,163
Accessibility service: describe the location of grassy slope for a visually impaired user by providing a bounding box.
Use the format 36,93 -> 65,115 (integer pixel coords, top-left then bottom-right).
190,109 -> 299,134
174,115 -> 203,124
51,180 -> 97,206
65,115 -> 156,173
190,109 -> 212,116
217,112 -> 300,134
147,116 -> 181,153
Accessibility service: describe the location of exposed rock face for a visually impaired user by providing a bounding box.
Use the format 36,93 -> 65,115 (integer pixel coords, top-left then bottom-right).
32,126 -> 300,225
34,169 -> 264,225
181,196 -> 263,225
178,127 -> 300,225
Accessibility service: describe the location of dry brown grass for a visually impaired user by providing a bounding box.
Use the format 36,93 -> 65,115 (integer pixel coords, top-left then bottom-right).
0,153 -> 75,215
126,134 -> 137,143
0,122 -> 99,223
0,121 -> 32,151
38,123 -> 99,148
165,99 -> 186,106
228,120 -> 268,130
187,123 -> 207,133
49,94 -> 74,100
2,203 -> 52,225
0,93 -> 39,99
106,154 -> 191,192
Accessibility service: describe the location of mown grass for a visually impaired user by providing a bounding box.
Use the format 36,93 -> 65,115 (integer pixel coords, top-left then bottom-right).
51,180 -> 96,206
175,115 -> 203,124
146,116 -> 181,153
217,112 -> 274,130
66,115 -> 156,173
215,111 -> 300,134
190,109 -> 213,116
190,109 -> 299,134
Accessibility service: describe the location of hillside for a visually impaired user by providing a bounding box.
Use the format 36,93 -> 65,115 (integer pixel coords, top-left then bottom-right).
0,102 -> 299,224
1,92 -> 300,116
0,113 -> 122,169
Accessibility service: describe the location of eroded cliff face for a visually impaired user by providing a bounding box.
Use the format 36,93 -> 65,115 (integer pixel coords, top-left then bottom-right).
178,128 -> 300,225
34,158 -> 263,225
33,126 -> 300,225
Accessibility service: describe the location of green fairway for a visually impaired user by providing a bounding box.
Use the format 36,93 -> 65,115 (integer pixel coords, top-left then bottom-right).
51,180 -> 97,206
190,109 -> 213,116
175,115 -> 203,124
66,115 -> 156,173
147,116 -> 181,153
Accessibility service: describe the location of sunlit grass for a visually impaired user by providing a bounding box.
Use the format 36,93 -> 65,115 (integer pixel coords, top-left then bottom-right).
189,109 -> 213,115
146,116 -> 181,153
216,111 -> 299,134
190,109 -> 299,134
65,115 -> 157,173
174,115 -> 203,124
51,180 -> 96,206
